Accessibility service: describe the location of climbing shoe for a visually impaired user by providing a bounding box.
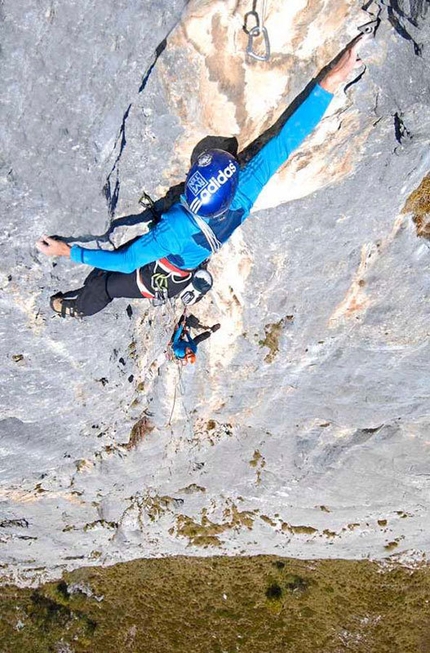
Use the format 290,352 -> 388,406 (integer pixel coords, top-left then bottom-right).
50,293 -> 81,318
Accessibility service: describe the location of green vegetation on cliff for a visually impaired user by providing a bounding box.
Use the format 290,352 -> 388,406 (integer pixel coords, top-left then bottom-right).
1,555 -> 430,652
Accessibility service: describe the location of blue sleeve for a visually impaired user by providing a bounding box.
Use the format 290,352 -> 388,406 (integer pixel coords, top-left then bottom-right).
173,323 -> 184,345
234,84 -> 333,211
70,219 -> 183,273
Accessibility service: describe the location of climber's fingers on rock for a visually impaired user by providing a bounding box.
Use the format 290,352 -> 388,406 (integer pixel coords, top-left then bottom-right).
36,235 -> 71,257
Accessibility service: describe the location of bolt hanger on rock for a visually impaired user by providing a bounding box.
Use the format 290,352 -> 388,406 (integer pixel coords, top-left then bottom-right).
358,18 -> 380,36
244,0 -> 270,62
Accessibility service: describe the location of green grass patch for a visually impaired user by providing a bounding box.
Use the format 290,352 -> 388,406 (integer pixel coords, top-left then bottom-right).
2,555 -> 430,652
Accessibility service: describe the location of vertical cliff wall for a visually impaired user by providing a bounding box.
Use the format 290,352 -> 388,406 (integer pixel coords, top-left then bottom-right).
1,0 -> 429,584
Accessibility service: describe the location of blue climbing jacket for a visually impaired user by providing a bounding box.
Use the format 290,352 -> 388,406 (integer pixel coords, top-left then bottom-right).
171,322 -> 197,359
70,84 -> 333,272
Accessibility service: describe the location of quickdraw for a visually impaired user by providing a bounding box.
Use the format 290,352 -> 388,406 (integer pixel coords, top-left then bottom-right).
138,190 -> 160,223
244,0 -> 270,62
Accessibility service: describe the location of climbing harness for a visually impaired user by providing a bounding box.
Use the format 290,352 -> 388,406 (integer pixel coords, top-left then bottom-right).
136,257 -> 193,306
244,0 -> 271,62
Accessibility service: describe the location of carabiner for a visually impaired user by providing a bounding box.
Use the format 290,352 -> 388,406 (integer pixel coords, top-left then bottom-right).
246,25 -> 270,62
243,10 -> 260,35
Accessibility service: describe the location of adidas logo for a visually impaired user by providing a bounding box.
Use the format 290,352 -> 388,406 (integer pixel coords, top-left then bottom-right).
188,162 -> 238,214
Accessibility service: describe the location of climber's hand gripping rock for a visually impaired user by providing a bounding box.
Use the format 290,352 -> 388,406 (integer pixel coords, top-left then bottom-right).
320,36 -> 367,94
36,235 -> 71,258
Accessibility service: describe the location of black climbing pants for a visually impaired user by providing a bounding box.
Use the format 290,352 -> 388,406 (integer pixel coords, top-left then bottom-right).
74,269 -> 141,316
183,315 -> 212,345
192,330 -> 212,346
63,263 -> 191,317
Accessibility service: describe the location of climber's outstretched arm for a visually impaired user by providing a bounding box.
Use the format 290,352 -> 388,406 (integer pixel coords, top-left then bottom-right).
36,215 -> 183,272
172,322 -> 185,346
235,38 -> 365,211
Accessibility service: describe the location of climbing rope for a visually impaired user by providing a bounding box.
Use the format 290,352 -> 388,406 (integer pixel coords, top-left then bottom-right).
169,305 -> 195,427
167,347 -> 191,428
244,0 -> 271,62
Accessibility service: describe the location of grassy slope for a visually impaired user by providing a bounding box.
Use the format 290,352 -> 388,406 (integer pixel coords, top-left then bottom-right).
1,556 -> 430,652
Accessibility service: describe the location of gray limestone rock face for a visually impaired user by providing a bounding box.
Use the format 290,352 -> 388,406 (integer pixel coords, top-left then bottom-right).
1,0 -> 430,584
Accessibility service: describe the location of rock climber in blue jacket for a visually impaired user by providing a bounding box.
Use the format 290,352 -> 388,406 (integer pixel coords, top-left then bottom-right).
36,38 -> 365,318
170,313 -> 221,364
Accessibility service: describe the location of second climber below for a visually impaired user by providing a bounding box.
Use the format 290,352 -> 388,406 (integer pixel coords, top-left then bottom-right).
36,38 -> 366,318
170,313 -> 221,365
